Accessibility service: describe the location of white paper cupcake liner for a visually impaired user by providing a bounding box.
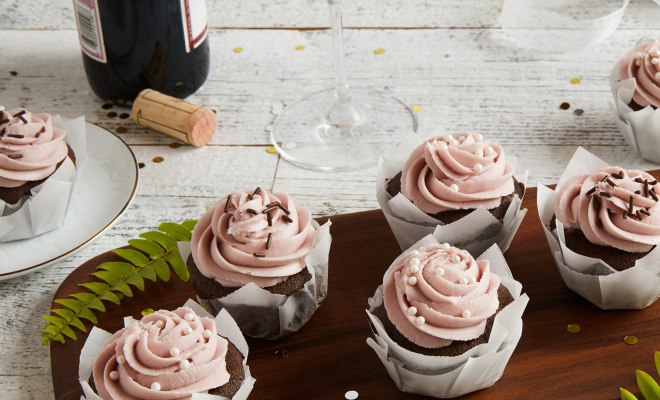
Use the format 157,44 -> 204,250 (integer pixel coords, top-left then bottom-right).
538,146 -> 660,309
79,299 -> 255,400
366,236 -> 529,398
610,58 -> 660,164
179,220 -> 331,340
0,114 -> 87,242
377,131 -> 528,256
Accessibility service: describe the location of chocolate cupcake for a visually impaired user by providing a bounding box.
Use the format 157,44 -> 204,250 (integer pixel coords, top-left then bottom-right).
187,188 -> 331,339
617,39 -> 660,111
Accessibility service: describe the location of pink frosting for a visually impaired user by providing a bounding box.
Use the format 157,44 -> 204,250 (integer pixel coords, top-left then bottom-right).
0,108 -> 68,188
93,307 -> 230,400
619,39 -> 660,108
555,167 -> 660,253
400,133 -> 516,214
382,244 -> 500,349
191,190 -> 317,287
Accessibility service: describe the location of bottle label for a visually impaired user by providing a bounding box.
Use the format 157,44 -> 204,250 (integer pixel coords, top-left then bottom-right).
73,0 -> 106,63
181,0 -> 208,53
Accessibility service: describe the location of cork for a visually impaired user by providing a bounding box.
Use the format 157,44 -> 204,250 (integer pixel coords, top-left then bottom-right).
131,89 -> 216,147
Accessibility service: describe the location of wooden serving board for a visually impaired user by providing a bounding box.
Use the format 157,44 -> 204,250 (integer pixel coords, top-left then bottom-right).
50,175 -> 660,400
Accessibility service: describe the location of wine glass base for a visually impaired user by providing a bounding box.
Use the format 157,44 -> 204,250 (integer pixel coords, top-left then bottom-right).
271,88 -> 419,172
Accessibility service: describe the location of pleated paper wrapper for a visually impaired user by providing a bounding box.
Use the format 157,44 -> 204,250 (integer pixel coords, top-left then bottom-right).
538,146 -> 660,309
0,115 -> 87,242
79,299 -> 255,400
179,220 -> 331,340
610,58 -> 660,164
377,131 -> 528,256
366,235 -> 529,399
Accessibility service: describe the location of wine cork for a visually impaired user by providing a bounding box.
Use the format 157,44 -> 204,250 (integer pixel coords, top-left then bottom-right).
131,89 -> 216,147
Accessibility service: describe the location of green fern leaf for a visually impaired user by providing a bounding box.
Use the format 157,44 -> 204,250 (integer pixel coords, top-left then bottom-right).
125,272 -> 145,291
128,239 -> 164,258
41,331 -> 52,346
67,317 -> 87,333
158,222 -> 192,241
70,293 -> 97,303
79,282 -> 111,295
92,271 -> 123,286
138,266 -> 157,281
164,249 -> 190,282
181,220 -> 198,231
60,325 -> 77,340
42,315 -> 66,328
637,370 -> 660,400
77,308 -> 98,324
100,291 -> 121,305
54,299 -> 84,313
621,388 -> 639,400
113,249 -> 149,266
152,258 -> 170,281
86,298 -> 106,312
50,309 -> 75,320
205,205 -> 211,211
97,262 -> 135,276
655,352 -> 660,379
139,231 -> 177,251
113,281 -> 133,297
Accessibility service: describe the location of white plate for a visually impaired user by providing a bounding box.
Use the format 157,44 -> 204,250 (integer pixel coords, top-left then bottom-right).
0,119 -> 138,280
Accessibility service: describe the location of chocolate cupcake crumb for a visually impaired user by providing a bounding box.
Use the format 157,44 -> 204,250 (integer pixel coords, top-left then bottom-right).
208,339 -> 245,399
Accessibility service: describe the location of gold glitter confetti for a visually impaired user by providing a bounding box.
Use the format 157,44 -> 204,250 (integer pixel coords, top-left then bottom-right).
624,335 -> 638,345
570,78 -> 581,84
275,350 -> 289,359
170,142 -> 181,148
412,105 -> 421,113
498,7 -> 502,12
107,112 -> 117,118
295,45 -> 305,50
116,126 -> 127,133
141,308 -> 154,316
560,102 -> 570,110
176,82 -> 183,87
375,48 -> 385,54
234,47 -> 243,53
567,324 -> 580,333
138,162 -> 145,169
153,156 -> 164,163
266,146 -> 278,154
117,99 -> 125,105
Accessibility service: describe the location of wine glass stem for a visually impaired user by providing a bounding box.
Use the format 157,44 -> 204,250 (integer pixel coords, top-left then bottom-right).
328,0 -> 350,107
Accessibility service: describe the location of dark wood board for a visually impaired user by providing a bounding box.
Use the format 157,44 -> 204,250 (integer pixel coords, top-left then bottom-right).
50,172 -> 660,400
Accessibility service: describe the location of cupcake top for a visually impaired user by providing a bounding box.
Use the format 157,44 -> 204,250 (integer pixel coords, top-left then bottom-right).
0,108 -> 69,188
400,133 -> 516,214
382,243 -> 500,349
555,167 -> 660,253
93,307 -> 231,400
619,39 -> 660,109
191,189 -> 317,288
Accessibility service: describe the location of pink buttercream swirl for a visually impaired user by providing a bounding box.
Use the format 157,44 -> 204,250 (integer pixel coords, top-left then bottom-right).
191,190 -> 317,287
400,133 -> 516,214
0,108 -> 68,188
93,307 -> 230,400
555,167 -> 660,253
619,39 -> 660,108
382,243 -> 500,349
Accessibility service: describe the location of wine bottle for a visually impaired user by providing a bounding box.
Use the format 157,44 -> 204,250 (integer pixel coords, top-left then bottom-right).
73,0 -> 210,103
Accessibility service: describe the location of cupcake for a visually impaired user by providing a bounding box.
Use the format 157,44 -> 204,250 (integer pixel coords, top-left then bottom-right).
187,188 -> 331,339
81,306 -> 253,399
367,237 -> 528,398
617,39 -> 660,111
378,131 -> 527,254
539,147 -> 660,309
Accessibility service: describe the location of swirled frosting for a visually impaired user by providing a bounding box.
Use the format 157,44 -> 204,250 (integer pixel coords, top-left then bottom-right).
400,133 -> 516,214
620,39 -> 660,108
191,190 -> 317,287
0,108 -> 68,188
93,307 -> 230,400
555,167 -> 660,253
382,243 -> 500,348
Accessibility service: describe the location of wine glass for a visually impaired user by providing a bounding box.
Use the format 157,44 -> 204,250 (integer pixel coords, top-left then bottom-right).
270,0 -> 418,172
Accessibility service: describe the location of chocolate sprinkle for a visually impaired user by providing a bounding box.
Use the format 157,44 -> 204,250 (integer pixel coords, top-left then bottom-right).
651,180 -> 658,185
266,233 -> 272,250
253,187 -> 261,196
0,127 -> 6,137
645,179 -> 649,197
277,204 -> 291,215
7,134 -> 23,139
600,175 -> 609,182
253,252 -> 265,258
641,209 -> 651,216
247,194 -> 253,201
593,196 -> 600,211
629,196 -> 634,214
605,178 -> 617,187
266,201 -> 280,208
599,192 -> 611,198
0,119 -> 9,124
586,187 -> 597,196
267,212 -> 273,226
262,206 -> 277,214
635,177 -> 644,183
282,215 -> 293,223
651,190 -> 659,202
17,115 -> 27,124
246,208 -> 258,215
12,110 -> 26,118
637,210 -> 644,220
224,195 -> 232,213
7,154 -> 23,159
612,171 -> 624,179
635,190 -> 641,195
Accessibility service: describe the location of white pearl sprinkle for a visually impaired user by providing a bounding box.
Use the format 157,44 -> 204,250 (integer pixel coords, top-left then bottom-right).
408,306 -> 417,316
409,264 -> 419,273
416,316 -> 425,325
435,267 -> 445,276
441,243 -> 450,250
155,320 -> 164,328
450,139 -> 459,146
410,250 -> 419,257
475,149 -> 483,157
184,313 -> 194,322
459,277 -> 469,285
410,258 -> 420,266
110,371 -> 119,380
458,136 -> 465,142
656,72 -> 660,80
183,327 -> 193,335
439,141 -> 448,150
653,58 -> 659,65
179,360 -> 190,370
468,276 -> 477,284
117,355 -> 126,365
451,254 -> 461,264
474,133 -> 483,142
652,50 -> 660,57
484,146 -> 494,156
203,329 -> 213,339
637,59 -> 642,66
170,348 -> 180,357
408,276 -> 418,285
449,184 -> 459,192
151,382 -> 161,391
473,163 -> 483,173
444,134 -> 453,143
636,52 -> 645,59
462,310 -> 471,318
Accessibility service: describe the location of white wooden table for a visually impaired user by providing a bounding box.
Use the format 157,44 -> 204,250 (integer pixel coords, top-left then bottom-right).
1,1 -> 660,398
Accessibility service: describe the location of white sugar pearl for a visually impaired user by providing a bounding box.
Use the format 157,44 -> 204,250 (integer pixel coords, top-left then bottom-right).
117,355 -> 126,365
458,136 -> 465,142
656,72 -> 660,80
155,320 -> 164,328
151,382 -> 161,391
110,371 -> 119,380
459,277 -> 469,285
484,146 -> 494,156
441,243 -> 450,250
408,306 -> 417,316
652,50 -> 660,57
474,133 -> 483,142
410,250 -> 419,257
462,310 -> 471,318
184,313 -> 194,322
409,265 -> 419,273
409,258 -> 420,266
449,184 -> 459,192
653,58 -> 659,65
439,141 -> 448,150
637,59 -> 642,66
408,276 -> 418,285
636,52 -> 644,59
203,329 -> 213,339
170,348 -> 180,357
183,327 -> 193,335
179,360 -> 190,370
473,163 -> 483,173
435,267 -> 445,276
451,254 -> 461,264
416,316 -> 425,325
450,139 -> 459,146
444,134 -> 453,143
475,149 -> 483,157
468,276 -> 477,284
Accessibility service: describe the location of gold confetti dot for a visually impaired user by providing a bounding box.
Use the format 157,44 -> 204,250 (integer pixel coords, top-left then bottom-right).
412,105 -> 421,113
375,48 -> 385,54
233,47 -> 243,53
266,146 -> 278,154
275,350 -> 289,358
141,308 -> 154,316
107,112 -> 117,118
567,324 -> 580,333
138,162 -> 145,169
570,78 -> 581,84
624,335 -> 638,345
119,113 -> 130,119
560,102 -> 570,110
170,142 -> 181,148
116,126 -> 127,133
102,103 -> 113,110
295,45 -> 305,50
106,100 -> 114,104
176,82 -> 183,87
498,7 -> 502,12
153,156 -> 164,163
117,99 -> 125,105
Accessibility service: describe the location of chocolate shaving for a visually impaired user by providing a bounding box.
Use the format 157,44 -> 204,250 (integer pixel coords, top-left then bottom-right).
0,119 -> 8,125
277,203 -> 291,215
605,178 -> 617,187
282,215 -> 293,223
267,212 -> 273,227
7,134 -> 23,139
599,192 -> 611,198
253,187 -> 261,196
224,195 -> 232,213
637,210 -> 644,220
266,233 -> 272,250
641,209 -> 651,216
645,179 -> 649,197
629,196 -> 634,214
593,196 -> 600,211
246,208 -> 258,215
7,154 -> 23,159
586,187 -> 597,196
635,177 -> 644,183
253,252 -> 266,258
262,206 -> 277,214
